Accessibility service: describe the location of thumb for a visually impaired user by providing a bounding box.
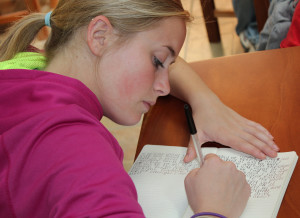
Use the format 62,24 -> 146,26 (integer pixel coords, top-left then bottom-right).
184,140 -> 197,163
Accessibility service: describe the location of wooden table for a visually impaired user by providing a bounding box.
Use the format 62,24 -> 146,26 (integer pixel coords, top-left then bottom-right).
136,46 -> 300,217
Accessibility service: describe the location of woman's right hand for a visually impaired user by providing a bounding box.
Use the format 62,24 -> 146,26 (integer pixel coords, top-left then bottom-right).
184,154 -> 251,218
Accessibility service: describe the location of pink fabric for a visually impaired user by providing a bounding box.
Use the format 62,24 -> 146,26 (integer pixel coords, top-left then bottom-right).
0,69 -> 144,217
281,3 -> 300,48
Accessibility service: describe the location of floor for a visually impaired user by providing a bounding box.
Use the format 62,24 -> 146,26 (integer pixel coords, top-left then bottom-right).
1,0 -> 245,171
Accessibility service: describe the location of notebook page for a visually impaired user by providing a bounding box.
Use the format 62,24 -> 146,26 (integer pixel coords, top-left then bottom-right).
271,152 -> 297,217
215,148 -> 298,218
129,145 -> 217,218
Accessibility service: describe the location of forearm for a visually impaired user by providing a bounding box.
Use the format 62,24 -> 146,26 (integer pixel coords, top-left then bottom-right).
170,57 -> 278,161
169,56 -> 219,109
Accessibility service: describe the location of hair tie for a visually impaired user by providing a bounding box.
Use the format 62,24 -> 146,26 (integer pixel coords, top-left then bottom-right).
191,212 -> 227,218
45,11 -> 52,27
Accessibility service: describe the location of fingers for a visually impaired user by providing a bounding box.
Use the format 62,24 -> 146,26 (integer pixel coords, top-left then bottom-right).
184,143 -> 222,164
238,120 -> 279,158
204,153 -> 218,160
240,132 -> 277,158
184,142 -> 197,163
230,137 -> 267,159
245,119 -> 274,139
244,120 -> 279,151
186,103 -> 279,160
185,154 -> 250,218
219,114 -> 279,159
204,154 -> 239,172
224,131 -> 276,159
225,108 -> 279,157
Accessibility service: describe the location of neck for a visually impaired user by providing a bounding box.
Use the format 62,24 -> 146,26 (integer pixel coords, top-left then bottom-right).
45,43 -> 98,94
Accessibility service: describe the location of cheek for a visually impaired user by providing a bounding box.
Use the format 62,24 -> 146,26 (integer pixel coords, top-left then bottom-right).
117,65 -> 155,98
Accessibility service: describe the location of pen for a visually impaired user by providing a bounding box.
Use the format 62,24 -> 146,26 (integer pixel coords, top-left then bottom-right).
184,104 -> 204,166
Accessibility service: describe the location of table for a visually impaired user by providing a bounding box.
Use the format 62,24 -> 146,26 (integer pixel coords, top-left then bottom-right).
136,46 -> 300,217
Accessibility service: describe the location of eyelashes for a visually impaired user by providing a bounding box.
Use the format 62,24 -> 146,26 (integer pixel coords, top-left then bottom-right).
153,56 -> 165,69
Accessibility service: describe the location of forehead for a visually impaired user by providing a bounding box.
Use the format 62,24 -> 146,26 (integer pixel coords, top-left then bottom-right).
132,17 -> 187,55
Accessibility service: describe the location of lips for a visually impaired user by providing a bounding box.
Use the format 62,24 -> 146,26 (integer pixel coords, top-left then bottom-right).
142,101 -> 156,112
147,101 -> 156,107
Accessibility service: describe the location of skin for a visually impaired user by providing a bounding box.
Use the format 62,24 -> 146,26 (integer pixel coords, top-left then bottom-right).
185,154 -> 251,218
46,16 -> 185,126
169,57 -> 279,161
44,10 -> 279,162
93,17 -> 186,125
45,15 -> 250,216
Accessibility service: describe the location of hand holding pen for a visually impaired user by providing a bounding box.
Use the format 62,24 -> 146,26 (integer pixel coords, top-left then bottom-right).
184,104 -> 250,217
184,104 -> 204,166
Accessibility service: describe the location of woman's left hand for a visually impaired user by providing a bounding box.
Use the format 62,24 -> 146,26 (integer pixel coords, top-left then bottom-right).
184,95 -> 279,163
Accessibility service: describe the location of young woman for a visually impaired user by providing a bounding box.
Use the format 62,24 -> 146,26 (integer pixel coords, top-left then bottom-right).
0,0 -> 275,217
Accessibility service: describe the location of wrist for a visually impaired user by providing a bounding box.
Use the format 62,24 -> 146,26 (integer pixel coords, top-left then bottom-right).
192,216 -> 217,218
188,91 -> 220,112
191,212 -> 227,218
191,216 -> 219,218
192,216 -> 220,218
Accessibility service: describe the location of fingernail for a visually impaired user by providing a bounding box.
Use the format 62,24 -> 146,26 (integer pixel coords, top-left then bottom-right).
272,144 -> 279,151
271,150 -> 278,157
259,152 -> 266,159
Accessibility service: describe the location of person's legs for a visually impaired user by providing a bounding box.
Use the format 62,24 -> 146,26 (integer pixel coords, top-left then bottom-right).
233,0 -> 259,51
233,0 -> 256,35
245,21 -> 259,46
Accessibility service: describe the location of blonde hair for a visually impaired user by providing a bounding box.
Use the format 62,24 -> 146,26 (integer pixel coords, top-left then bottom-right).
0,0 -> 191,62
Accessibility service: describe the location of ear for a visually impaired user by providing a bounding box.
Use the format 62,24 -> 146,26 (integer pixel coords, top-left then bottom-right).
87,15 -> 113,56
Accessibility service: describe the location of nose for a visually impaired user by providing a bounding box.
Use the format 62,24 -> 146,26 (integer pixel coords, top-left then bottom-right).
153,68 -> 170,96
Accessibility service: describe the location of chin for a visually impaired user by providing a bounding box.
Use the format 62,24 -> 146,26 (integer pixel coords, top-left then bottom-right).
108,113 -> 142,126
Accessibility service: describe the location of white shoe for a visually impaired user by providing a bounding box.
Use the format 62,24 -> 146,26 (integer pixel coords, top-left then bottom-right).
239,31 -> 256,52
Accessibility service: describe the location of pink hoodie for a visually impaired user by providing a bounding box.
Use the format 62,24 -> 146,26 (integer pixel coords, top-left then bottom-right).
0,69 -> 144,217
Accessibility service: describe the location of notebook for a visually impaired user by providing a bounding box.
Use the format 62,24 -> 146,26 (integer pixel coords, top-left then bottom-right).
129,144 -> 298,218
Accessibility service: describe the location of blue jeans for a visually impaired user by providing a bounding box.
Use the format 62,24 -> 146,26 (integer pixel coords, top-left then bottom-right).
232,0 -> 260,46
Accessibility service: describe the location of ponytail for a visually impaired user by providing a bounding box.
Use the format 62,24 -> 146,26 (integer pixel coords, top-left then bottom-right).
0,13 -> 45,62
0,0 -> 191,63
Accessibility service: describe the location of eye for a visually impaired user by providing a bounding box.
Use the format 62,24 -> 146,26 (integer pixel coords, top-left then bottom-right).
153,56 -> 165,69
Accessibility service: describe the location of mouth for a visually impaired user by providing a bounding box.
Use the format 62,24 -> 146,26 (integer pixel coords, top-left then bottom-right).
142,101 -> 156,112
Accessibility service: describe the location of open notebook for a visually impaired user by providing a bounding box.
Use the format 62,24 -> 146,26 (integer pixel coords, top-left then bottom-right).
129,145 -> 298,218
